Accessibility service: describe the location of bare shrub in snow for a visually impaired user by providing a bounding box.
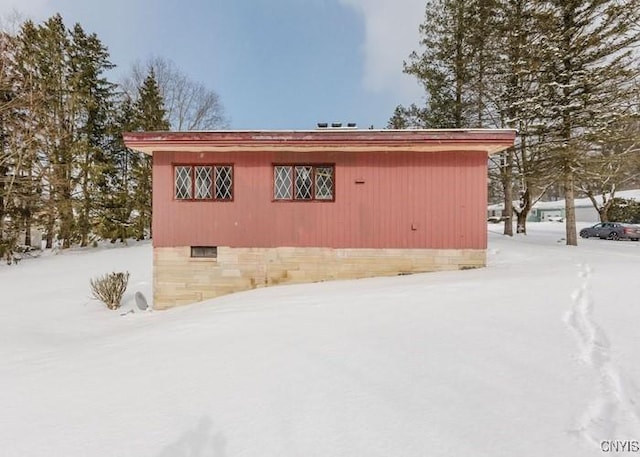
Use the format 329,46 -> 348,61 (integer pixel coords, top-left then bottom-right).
90,272 -> 130,310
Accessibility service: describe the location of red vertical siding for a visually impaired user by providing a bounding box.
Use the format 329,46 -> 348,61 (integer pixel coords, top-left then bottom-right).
152,150 -> 488,249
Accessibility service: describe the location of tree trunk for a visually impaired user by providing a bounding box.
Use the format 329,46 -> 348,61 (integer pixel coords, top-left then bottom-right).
79,200 -> 89,247
598,207 -> 608,223
59,175 -> 73,249
79,190 -> 89,247
564,172 -> 578,246
516,211 -> 527,234
79,147 -> 92,248
45,216 -> 54,249
599,198 -> 615,222
24,211 -> 31,246
502,149 -> 514,236
586,191 -> 614,223
0,190 -> 4,241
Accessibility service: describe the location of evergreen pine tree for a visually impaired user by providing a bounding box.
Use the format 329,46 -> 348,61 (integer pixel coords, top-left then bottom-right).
2,24 -> 45,252
4,14 -> 125,251
0,31 -> 18,257
30,14 -> 77,248
68,23 -> 116,246
130,70 -> 169,240
491,0 -> 553,235
387,104 -> 428,129
535,0 -> 640,245
97,97 -> 136,243
402,0 -> 498,128
12,15 -> 120,249
13,19 -> 55,247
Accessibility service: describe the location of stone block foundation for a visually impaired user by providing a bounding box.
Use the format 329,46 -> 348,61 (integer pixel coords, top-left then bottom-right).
153,246 -> 486,309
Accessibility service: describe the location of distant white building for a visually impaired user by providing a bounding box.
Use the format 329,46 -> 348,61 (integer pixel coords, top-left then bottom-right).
488,189 -> 640,223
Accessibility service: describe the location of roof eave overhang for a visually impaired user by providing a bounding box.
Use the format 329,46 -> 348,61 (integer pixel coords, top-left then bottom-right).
123,129 -> 516,156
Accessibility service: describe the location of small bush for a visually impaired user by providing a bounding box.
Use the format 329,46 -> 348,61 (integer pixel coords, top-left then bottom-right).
609,198 -> 640,223
0,237 -> 18,265
90,271 -> 130,310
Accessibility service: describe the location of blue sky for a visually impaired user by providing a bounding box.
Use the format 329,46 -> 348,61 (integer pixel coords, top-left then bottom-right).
1,0 -> 426,130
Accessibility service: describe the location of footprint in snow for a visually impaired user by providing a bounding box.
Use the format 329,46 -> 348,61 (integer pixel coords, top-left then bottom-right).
564,264 -> 640,448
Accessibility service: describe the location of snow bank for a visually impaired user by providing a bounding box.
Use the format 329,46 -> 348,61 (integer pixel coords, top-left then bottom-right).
1,230 -> 639,456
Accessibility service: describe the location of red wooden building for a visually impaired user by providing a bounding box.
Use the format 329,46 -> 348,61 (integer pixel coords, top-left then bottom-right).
124,129 -> 515,309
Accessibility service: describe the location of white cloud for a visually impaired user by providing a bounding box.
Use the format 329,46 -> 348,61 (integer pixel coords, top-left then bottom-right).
339,0 -> 425,102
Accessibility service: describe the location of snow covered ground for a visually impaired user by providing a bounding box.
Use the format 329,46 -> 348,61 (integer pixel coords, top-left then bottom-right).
1,223 -> 639,456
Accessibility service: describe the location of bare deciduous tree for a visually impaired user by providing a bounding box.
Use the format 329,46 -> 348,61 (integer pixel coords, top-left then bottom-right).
121,56 -> 228,131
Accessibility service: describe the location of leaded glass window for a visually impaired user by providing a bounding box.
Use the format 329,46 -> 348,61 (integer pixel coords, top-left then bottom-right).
315,166 -> 333,200
175,166 -> 192,199
215,166 -> 233,200
175,164 -> 233,201
194,166 -> 213,199
273,164 -> 334,201
274,166 -> 293,199
295,166 -> 313,200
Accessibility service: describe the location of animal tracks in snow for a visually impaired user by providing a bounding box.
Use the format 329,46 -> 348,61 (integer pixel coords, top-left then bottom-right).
564,264 -> 640,448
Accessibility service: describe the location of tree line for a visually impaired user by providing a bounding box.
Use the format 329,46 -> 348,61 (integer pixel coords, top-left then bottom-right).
0,14 -> 226,259
391,0 -> 640,244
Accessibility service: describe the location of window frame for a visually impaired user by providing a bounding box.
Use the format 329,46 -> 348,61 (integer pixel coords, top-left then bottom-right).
173,164 -> 234,202
190,246 -> 218,259
272,164 -> 335,202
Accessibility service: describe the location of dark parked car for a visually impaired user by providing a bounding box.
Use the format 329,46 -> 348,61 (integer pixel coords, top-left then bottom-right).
579,222 -> 640,241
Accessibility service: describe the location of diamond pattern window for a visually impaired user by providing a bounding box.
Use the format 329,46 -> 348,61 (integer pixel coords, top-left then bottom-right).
175,166 -> 192,199
295,166 -> 313,200
315,166 -> 334,200
195,166 -> 213,199
273,165 -> 334,201
274,166 -> 293,199
174,164 -> 233,201
214,166 -> 233,200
